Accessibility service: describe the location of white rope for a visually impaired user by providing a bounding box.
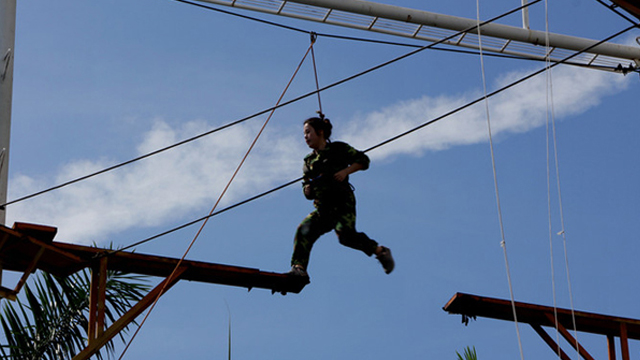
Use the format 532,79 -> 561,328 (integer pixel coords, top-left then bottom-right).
476,2 -> 525,360
543,1 -> 579,357
549,62 -> 580,359
545,57 -> 563,360
543,1 -> 562,357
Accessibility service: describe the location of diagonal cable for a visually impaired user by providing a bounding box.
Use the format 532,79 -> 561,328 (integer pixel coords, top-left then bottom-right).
110,22 -> 638,257
0,0 -> 541,211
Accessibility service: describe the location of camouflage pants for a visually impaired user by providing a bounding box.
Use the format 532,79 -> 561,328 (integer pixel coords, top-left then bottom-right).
291,191 -> 378,270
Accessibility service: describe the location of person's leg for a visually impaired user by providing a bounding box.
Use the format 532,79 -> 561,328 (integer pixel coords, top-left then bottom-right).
334,192 -> 378,256
335,192 -> 394,274
291,210 -> 333,272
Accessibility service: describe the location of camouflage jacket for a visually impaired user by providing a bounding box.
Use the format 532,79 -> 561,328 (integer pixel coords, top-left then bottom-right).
302,141 -> 370,206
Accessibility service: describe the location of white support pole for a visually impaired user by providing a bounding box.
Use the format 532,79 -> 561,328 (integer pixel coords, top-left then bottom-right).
0,0 -> 16,225
201,0 -> 640,65
283,0 -> 640,60
521,0 -> 530,29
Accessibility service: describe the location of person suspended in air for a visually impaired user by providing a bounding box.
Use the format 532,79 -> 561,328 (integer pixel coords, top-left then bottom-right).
288,116 -> 394,280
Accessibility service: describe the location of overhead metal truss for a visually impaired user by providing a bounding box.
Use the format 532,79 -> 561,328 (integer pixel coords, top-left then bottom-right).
196,0 -> 640,72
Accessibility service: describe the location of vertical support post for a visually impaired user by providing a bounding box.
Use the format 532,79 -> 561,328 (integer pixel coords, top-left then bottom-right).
619,323 -> 630,360
0,0 -> 17,225
88,262 -> 99,343
74,266 -> 188,360
607,334 -> 617,360
88,257 -> 108,345
96,257 -> 107,337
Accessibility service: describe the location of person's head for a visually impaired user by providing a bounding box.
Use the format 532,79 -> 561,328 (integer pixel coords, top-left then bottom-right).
303,117 -> 332,149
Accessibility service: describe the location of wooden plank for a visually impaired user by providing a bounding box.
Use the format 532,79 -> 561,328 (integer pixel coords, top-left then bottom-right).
1,223 -> 307,295
0,224 -> 85,276
12,222 -> 57,243
54,242 -> 308,294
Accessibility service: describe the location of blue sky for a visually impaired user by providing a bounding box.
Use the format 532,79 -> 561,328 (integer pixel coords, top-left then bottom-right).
4,0 -> 640,359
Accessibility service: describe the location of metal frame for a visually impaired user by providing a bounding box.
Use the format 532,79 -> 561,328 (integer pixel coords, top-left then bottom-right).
0,222 -> 308,359
444,292 -> 640,360
196,0 -> 640,71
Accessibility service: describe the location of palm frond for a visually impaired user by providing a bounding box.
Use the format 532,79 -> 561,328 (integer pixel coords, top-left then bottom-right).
0,268 -> 149,360
456,346 -> 478,360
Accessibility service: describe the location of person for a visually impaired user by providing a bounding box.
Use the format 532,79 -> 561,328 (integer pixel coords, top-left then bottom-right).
289,116 -> 394,279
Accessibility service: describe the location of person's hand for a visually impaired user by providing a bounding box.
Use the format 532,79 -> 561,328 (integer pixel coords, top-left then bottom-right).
303,184 -> 314,199
334,169 -> 349,182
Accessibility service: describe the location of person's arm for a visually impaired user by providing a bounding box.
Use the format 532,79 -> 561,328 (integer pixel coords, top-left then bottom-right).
334,162 -> 365,182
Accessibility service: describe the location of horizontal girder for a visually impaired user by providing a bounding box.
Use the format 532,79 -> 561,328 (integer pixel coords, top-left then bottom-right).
197,0 -> 640,71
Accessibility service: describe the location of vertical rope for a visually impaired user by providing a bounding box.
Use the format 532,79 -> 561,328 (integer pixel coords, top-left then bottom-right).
546,67 -> 563,360
310,32 -> 324,119
550,70 -> 580,358
543,1 -> 579,357
116,41 -> 317,360
476,2 -> 525,359
543,1 -> 562,357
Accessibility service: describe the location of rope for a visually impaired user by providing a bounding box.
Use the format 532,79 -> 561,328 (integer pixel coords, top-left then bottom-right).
0,1 -> 542,211
104,23 -> 638,256
542,3 -> 579,358
475,1 -> 525,359
548,59 -> 580,359
116,41 -> 316,359
310,32 -> 324,118
543,1 -> 562,356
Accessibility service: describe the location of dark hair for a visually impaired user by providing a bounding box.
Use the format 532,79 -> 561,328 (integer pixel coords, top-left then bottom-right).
304,117 -> 333,140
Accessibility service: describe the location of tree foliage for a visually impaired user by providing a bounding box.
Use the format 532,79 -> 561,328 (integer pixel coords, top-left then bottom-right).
0,269 -> 149,360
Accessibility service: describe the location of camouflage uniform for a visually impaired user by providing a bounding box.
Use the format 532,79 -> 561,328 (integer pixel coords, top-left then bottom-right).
291,141 -> 378,270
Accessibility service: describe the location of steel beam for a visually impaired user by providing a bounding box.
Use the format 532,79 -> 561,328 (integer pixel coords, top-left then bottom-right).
197,0 -> 640,70
286,0 -> 640,59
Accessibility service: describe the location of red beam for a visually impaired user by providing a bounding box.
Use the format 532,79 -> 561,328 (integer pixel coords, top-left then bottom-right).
444,292 -> 640,339
73,266 -> 188,360
530,324 -> 572,360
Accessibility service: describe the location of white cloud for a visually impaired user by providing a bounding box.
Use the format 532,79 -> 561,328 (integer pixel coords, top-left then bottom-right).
6,66 -> 631,243
343,66 -> 629,160
7,119 -> 304,243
